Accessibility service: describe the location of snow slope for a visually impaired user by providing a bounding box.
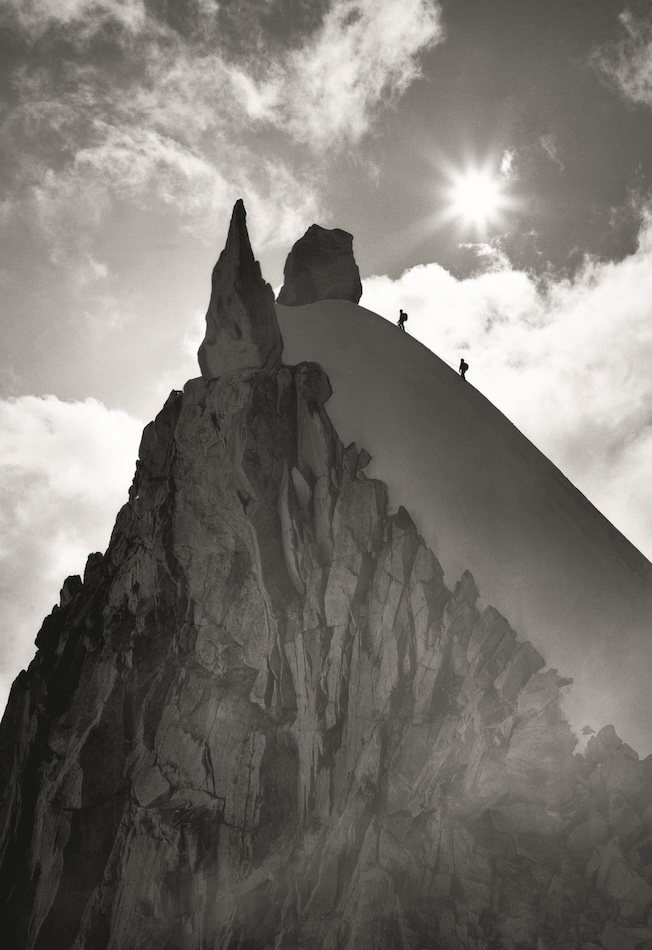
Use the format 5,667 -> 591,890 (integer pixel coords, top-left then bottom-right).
277,300 -> 652,754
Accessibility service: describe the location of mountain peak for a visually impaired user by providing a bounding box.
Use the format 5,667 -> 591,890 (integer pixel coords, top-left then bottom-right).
5,209 -> 652,947
277,223 -> 362,306
198,199 -> 283,378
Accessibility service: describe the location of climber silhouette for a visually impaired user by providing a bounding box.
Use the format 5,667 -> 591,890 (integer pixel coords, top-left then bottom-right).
459,358 -> 469,380
397,309 -> 408,331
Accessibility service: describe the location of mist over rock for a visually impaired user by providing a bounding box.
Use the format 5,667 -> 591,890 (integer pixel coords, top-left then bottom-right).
198,199 -> 283,378
277,223 -> 363,305
2,212 -> 652,948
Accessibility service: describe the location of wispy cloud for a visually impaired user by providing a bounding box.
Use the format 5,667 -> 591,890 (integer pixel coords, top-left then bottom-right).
362,209 -> 652,560
0,0 -> 442,267
0,61 -> 318,261
1,0 -> 147,36
458,239 -> 514,273
500,148 -> 516,180
539,133 -> 564,171
594,10 -> 652,109
0,395 -> 142,713
267,0 -> 444,146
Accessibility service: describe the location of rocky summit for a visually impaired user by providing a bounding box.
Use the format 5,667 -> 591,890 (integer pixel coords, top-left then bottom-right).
198,199 -> 283,379
276,223 -> 363,306
2,204 -> 652,950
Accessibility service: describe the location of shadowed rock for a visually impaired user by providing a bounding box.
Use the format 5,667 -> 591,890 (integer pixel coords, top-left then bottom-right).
198,199 -> 283,378
277,224 -> 362,305
3,208 -> 652,949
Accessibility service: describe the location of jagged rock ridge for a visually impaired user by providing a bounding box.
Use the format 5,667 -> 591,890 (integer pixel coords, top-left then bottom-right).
276,223 -> 362,306
1,204 -> 652,950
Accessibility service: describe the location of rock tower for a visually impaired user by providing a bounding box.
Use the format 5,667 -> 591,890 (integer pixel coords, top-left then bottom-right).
276,223 -> 362,306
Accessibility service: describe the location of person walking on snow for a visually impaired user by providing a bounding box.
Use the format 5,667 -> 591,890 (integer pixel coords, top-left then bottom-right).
459,358 -> 469,380
397,309 -> 408,330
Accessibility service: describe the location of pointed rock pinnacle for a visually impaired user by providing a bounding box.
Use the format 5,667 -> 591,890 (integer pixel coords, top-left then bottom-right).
198,199 -> 283,378
276,224 -> 362,306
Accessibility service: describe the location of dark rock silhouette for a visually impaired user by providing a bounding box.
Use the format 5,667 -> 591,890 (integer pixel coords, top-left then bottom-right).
198,198 -> 283,378
2,207 -> 652,949
277,223 -> 362,305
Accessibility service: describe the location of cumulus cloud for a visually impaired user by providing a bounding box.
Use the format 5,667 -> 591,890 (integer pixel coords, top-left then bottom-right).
0,395 -> 142,713
361,215 -> 652,560
594,11 -> 652,108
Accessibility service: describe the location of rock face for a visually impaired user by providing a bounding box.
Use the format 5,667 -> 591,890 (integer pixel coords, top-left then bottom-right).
2,209 -> 652,949
277,224 -> 362,305
198,199 -> 283,378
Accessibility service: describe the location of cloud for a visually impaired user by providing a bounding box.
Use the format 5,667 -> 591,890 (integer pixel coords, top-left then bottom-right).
594,11 -> 652,108
0,395 -> 143,713
1,0 -> 147,37
539,133 -> 564,171
0,58 -> 322,261
0,0 -> 442,270
361,211 -> 652,561
500,148 -> 516,180
268,0 -> 444,146
459,239 -> 514,273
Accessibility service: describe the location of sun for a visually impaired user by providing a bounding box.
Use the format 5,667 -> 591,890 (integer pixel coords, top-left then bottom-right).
448,168 -> 503,229
436,157 -> 517,235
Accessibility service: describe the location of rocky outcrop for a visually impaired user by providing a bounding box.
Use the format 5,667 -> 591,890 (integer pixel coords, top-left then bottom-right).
198,199 -> 283,378
1,209 -> 652,949
3,360 -> 652,948
277,224 -> 362,305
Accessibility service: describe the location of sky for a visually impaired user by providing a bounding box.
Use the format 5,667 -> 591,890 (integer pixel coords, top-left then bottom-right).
1,0 -> 652,714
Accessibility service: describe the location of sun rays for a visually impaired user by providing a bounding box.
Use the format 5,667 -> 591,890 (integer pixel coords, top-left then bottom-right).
435,153 -> 520,238
446,167 -> 504,230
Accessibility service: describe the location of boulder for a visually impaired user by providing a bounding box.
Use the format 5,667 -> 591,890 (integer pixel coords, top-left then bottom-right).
276,224 -> 362,306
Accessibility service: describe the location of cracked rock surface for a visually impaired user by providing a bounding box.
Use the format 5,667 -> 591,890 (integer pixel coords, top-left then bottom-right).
2,204 -> 652,949
2,360 -> 652,949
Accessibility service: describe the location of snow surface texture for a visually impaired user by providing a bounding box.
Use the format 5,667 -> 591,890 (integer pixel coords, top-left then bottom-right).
277,300 -> 652,755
